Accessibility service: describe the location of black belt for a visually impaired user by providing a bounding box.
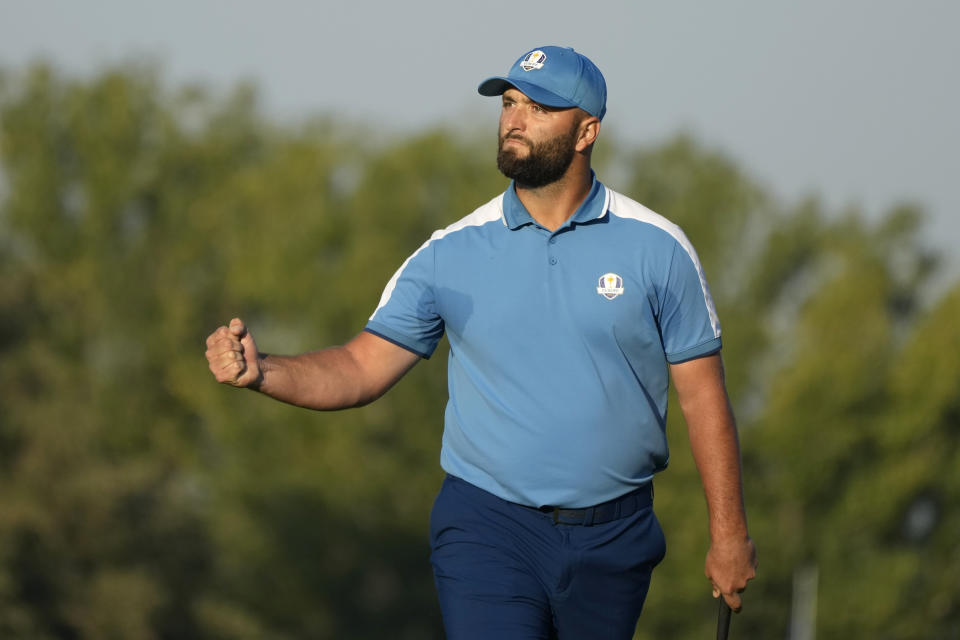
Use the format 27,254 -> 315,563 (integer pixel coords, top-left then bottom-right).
530,484 -> 653,526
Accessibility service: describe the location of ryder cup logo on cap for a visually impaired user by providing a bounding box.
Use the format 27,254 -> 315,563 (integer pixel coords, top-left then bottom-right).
597,273 -> 624,300
477,45 -> 608,120
520,50 -> 547,71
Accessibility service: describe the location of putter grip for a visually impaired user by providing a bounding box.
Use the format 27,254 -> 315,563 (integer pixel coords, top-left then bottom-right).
717,599 -> 732,640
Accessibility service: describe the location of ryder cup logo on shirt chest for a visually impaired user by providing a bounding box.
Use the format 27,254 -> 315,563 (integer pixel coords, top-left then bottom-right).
597,273 -> 624,300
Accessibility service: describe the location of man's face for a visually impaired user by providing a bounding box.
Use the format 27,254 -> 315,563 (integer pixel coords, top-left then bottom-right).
496,88 -> 582,188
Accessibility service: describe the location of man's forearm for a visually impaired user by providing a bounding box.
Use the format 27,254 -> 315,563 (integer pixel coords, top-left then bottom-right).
256,347 -> 373,411
684,395 -> 749,541
254,330 -> 421,411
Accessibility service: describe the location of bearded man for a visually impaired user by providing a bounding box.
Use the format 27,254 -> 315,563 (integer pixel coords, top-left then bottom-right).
206,45 -> 756,639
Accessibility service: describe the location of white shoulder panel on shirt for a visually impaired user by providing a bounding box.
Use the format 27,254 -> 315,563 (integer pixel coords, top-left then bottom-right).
370,194 -> 506,318
606,189 -> 720,338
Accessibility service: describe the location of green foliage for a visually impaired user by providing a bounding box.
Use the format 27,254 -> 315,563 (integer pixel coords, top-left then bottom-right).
1,62 -> 957,639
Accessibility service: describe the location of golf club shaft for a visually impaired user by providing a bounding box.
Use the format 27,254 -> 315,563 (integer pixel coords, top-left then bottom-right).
717,599 -> 732,640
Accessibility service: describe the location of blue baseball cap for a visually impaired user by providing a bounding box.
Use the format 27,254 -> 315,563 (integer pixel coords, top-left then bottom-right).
478,46 -> 607,120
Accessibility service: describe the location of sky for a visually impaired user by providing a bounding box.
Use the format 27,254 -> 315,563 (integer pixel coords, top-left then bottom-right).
2,0 -> 957,276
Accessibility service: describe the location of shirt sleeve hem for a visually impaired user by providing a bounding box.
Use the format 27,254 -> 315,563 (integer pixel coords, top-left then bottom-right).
665,337 -> 722,364
363,324 -> 434,359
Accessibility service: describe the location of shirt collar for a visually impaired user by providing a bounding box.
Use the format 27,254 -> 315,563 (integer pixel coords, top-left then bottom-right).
501,173 -> 608,231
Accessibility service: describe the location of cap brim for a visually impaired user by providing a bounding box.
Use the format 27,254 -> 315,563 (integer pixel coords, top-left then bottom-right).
477,76 -> 577,110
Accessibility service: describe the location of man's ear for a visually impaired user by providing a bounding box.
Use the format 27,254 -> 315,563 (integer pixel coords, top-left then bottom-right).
576,117 -> 601,152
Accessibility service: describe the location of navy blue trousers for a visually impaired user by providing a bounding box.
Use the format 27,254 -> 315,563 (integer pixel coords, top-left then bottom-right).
429,475 -> 666,640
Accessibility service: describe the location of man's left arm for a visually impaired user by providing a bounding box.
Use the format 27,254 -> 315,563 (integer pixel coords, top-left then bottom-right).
669,352 -> 757,611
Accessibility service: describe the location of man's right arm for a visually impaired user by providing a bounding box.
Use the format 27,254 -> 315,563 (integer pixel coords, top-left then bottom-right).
205,318 -> 421,410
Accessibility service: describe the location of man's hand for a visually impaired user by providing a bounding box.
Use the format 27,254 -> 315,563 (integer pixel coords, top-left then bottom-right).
705,535 -> 757,612
205,318 -> 262,388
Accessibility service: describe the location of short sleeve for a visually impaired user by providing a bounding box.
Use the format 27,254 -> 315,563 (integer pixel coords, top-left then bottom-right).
365,240 -> 445,359
659,237 -> 722,364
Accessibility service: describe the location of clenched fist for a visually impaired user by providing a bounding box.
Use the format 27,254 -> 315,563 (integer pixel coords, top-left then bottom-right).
205,318 -> 263,388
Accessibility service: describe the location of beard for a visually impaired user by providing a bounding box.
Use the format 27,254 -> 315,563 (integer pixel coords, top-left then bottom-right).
497,126 -> 579,188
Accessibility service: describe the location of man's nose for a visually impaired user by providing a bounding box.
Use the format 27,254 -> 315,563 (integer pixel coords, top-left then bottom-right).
501,108 -> 526,132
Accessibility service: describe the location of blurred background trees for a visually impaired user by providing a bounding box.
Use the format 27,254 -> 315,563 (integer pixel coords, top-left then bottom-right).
0,63 -> 956,639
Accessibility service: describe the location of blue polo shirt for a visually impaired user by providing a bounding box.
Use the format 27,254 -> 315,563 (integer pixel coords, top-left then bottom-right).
366,177 -> 721,508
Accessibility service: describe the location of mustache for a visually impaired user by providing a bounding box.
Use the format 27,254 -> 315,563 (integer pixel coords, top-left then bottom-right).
499,132 -> 531,147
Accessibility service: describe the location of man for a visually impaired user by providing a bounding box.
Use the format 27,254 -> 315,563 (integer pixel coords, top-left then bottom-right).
206,46 -> 756,639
